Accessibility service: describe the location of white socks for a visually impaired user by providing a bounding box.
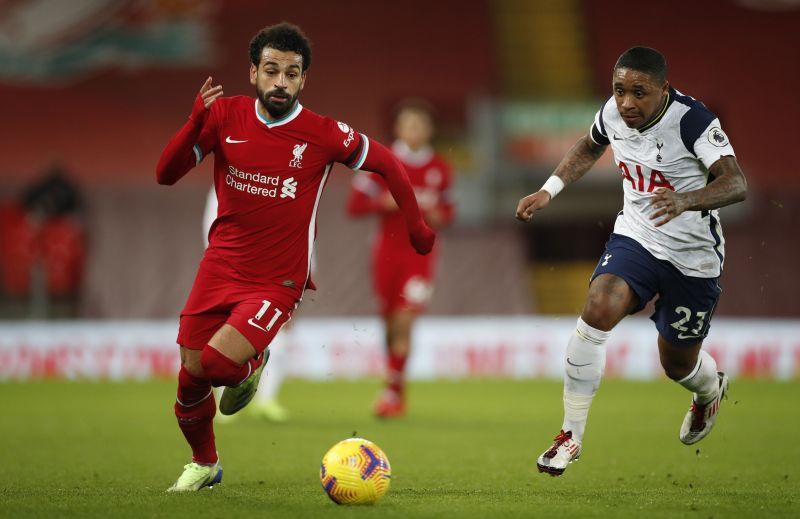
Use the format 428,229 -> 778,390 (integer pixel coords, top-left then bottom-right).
562,317 -> 610,443
677,350 -> 719,404
558,318 -> 719,443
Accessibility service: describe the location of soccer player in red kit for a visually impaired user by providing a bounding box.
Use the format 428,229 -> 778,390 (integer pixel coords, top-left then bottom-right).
156,23 -> 434,492
347,101 -> 455,418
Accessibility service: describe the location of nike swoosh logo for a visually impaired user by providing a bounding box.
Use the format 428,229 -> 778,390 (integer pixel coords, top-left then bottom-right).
612,135 -> 622,140
678,333 -> 702,340
226,136 -> 248,144
566,358 -> 591,367
247,318 -> 268,332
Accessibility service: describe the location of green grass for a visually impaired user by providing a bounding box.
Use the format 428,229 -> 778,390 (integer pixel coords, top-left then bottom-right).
0,379 -> 797,518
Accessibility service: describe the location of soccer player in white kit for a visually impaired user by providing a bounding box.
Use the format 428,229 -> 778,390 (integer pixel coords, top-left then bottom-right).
515,47 -> 747,476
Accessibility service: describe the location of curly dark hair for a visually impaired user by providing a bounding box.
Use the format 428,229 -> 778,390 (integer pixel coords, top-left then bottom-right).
249,22 -> 312,71
614,46 -> 667,84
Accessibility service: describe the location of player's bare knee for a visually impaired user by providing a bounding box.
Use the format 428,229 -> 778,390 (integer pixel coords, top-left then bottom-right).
661,358 -> 695,381
580,300 -> 615,332
180,348 -> 205,378
390,338 -> 411,357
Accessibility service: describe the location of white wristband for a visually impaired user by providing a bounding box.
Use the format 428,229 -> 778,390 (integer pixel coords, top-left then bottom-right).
541,176 -> 565,199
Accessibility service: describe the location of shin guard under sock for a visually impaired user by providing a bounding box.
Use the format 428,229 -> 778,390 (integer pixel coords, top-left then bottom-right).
200,346 -> 262,388
562,317 -> 610,442
678,350 -> 719,404
174,366 -> 217,464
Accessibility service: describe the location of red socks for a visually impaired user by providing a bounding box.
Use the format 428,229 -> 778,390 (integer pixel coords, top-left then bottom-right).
174,347 -> 264,464
200,346 -> 262,387
174,366 -> 217,464
387,352 -> 408,395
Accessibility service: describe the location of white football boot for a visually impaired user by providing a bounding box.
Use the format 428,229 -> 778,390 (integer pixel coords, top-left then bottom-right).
537,430 -> 581,476
680,371 -> 729,445
166,460 -> 223,492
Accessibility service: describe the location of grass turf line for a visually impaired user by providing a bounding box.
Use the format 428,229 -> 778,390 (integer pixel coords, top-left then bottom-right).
0,379 -> 797,518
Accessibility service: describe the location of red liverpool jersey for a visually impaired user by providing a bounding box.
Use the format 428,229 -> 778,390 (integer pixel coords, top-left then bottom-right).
193,96 -> 370,308
348,141 -> 454,255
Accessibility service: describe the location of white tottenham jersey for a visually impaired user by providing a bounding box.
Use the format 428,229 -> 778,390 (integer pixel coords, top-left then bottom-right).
589,87 -> 735,278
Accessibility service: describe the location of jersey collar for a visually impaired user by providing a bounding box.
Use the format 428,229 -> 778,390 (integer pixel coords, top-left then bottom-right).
254,99 -> 303,128
637,88 -> 674,133
391,140 -> 434,167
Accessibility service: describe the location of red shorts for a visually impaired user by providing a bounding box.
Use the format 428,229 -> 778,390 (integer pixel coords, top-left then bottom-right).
373,245 -> 436,316
177,258 -> 296,353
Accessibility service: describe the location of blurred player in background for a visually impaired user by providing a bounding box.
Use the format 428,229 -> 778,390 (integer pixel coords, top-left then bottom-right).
516,47 -> 747,476
203,188 -> 290,423
156,22 -> 434,492
347,101 -> 455,418
0,165 -> 86,317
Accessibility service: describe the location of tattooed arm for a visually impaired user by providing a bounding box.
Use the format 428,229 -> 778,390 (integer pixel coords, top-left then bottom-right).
515,134 -> 607,222
649,156 -> 747,227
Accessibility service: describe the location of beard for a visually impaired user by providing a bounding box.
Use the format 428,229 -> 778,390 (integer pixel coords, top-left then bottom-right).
257,86 -> 298,119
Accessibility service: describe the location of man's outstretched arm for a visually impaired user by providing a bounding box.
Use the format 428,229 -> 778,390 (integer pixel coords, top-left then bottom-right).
516,134 -> 606,222
156,77 -> 223,185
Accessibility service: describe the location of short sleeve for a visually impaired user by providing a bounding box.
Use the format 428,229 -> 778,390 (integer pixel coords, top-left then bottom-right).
691,119 -> 736,169
589,100 -> 610,146
325,119 -> 370,170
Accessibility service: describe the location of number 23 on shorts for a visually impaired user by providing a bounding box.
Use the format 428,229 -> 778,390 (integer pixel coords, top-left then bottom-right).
670,306 -> 708,340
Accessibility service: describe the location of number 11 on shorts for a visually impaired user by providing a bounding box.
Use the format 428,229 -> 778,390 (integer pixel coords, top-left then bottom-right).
248,299 -> 283,332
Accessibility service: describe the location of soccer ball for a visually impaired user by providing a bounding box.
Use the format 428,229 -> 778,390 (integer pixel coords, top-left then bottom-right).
320,438 -> 391,505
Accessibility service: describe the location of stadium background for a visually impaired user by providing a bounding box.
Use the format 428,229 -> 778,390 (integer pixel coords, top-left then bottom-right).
2,2 -> 799,517
1,0 -> 798,379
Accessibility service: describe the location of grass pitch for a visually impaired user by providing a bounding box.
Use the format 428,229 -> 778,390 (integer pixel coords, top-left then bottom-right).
1,378 -> 797,518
